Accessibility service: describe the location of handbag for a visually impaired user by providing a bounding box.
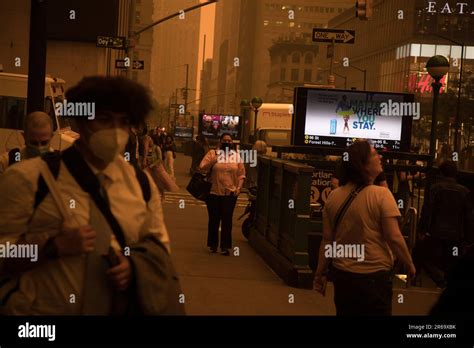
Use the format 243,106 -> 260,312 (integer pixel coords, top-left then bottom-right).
326,184 -> 367,281
186,150 -> 216,201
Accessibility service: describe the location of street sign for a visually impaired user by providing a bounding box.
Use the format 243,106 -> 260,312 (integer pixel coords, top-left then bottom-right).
115,59 -> 129,69
312,29 -> 355,44
133,60 -> 145,70
96,36 -> 126,49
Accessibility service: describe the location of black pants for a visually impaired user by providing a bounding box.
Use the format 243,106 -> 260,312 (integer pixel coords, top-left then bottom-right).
331,266 -> 393,316
412,236 -> 458,287
205,194 -> 237,250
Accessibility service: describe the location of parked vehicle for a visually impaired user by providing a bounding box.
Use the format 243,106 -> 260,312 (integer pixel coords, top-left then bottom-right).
0,72 -> 79,153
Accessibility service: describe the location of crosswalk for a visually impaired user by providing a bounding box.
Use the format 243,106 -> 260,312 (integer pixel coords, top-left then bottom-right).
162,190 -> 248,208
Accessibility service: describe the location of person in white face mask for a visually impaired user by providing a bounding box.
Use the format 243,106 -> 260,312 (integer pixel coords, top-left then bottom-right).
0,111 -> 54,174
0,76 -> 182,316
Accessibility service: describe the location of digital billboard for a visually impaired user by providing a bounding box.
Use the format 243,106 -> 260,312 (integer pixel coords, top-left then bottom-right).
292,88 -> 414,151
200,114 -> 241,140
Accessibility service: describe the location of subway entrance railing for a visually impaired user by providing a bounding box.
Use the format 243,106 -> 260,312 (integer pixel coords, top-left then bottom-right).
248,145 -> 474,289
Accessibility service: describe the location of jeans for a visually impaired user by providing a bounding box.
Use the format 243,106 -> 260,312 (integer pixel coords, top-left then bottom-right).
331,266 -> 393,316
205,194 -> 237,250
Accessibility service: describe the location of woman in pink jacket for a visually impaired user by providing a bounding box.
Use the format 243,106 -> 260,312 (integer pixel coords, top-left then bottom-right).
199,133 -> 246,255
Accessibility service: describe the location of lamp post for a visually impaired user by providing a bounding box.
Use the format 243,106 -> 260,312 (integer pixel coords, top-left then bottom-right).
426,55 -> 450,168
347,64 -> 367,90
251,97 -> 263,139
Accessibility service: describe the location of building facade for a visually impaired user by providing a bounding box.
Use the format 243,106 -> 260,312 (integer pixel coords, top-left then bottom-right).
202,0 -> 355,114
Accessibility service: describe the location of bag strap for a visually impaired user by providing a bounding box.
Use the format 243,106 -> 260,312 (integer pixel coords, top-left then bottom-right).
38,157 -> 73,225
62,146 -> 127,249
333,184 -> 368,234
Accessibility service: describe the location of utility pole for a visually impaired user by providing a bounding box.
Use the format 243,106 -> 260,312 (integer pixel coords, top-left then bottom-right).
27,0 -> 48,114
126,0 -> 137,79
185,63 -> 189,120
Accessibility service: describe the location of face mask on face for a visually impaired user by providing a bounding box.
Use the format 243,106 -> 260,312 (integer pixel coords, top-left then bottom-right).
25,144 -> 50,158
87,128 -> 129,164
221,143 -> 232,152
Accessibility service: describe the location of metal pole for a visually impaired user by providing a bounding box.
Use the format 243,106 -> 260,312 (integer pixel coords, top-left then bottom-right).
328,39 -> 335,86
454,44 -> 464,154
185,63 -> 189,119
363,69 -> 367,90
27,0 -> 48,114
253,108 -> 259,138
429,79 -> 442,166
126,0 -> 136,79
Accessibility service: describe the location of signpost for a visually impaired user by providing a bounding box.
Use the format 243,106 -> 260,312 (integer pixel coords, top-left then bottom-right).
312,29 -> 356,44
96,36 -> 126,49
115,59 -> 128,69
132,60 -> 145,70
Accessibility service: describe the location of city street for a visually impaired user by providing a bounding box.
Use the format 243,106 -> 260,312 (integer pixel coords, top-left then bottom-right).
164,154 -> 442,316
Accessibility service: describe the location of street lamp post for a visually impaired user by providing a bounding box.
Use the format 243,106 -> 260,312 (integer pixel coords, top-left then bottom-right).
347,64 -> 367,90
240,99 -> 251,143
426,55 -> 450,168
251,97 -> 263,139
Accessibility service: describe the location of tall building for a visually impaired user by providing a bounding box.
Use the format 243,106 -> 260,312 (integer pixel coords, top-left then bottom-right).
0,0 -> 150,88
202,0 -> 355,114
150,0 -> 201,118
323,0 -> 474,161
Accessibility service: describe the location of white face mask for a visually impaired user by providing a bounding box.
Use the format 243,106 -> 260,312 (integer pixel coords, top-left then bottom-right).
88,128 -> 129,164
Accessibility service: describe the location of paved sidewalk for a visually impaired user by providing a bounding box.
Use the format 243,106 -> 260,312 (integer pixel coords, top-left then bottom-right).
162,153 -> 440,315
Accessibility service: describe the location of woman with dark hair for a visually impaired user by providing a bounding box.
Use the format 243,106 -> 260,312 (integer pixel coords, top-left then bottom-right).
314,140 -> 416,316
199,133 -> 246,255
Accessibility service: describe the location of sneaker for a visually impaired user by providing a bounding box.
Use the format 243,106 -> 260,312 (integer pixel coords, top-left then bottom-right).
221,249 -> 230,256
209,247 -> 217,253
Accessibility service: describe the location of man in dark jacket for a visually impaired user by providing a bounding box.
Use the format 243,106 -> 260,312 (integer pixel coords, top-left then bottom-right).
416,160 -> 473,287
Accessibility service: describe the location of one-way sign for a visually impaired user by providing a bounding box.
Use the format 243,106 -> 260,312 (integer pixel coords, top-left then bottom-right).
133,60 -> 145,70
96,36 -> 126,49
312,29 -> 356,44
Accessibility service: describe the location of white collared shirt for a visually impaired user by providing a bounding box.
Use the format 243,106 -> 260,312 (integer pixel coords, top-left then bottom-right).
0,152 -> 170,315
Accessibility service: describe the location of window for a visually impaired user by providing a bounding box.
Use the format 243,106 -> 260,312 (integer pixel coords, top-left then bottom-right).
280,68 -> 286,81
304,53 -> 313,64
264,20 -> 269,26
291,69 -> 299,81
289,22 -> 295,27
292,52 -> 300,63
304,69 -> 312,81
0,96 -> 26,130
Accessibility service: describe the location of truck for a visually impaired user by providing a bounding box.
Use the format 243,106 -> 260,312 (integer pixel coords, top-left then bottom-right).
0,72 -> 79,154
250,103 -> 293,147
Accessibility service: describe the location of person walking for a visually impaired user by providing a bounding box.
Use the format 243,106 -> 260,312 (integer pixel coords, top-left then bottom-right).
314,140 -> 416,316
415,160 -> 473,288
0,76 -> 182,315
162,135 -> 176,180
0,111 -> 54,174
199,133 -> 245,255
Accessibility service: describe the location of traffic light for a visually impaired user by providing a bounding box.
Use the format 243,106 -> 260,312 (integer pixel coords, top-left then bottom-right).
356,0 -> 373,20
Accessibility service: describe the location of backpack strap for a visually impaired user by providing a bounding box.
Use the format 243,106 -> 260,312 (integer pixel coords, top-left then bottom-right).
62,146 -> 127,248
7,148 -> 20,167
131,163 -> 151,203
34,152 -> 61,209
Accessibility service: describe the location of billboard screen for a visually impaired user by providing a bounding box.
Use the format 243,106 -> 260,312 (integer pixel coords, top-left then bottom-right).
292,88 -> 414,151
200,114 -> 241,140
